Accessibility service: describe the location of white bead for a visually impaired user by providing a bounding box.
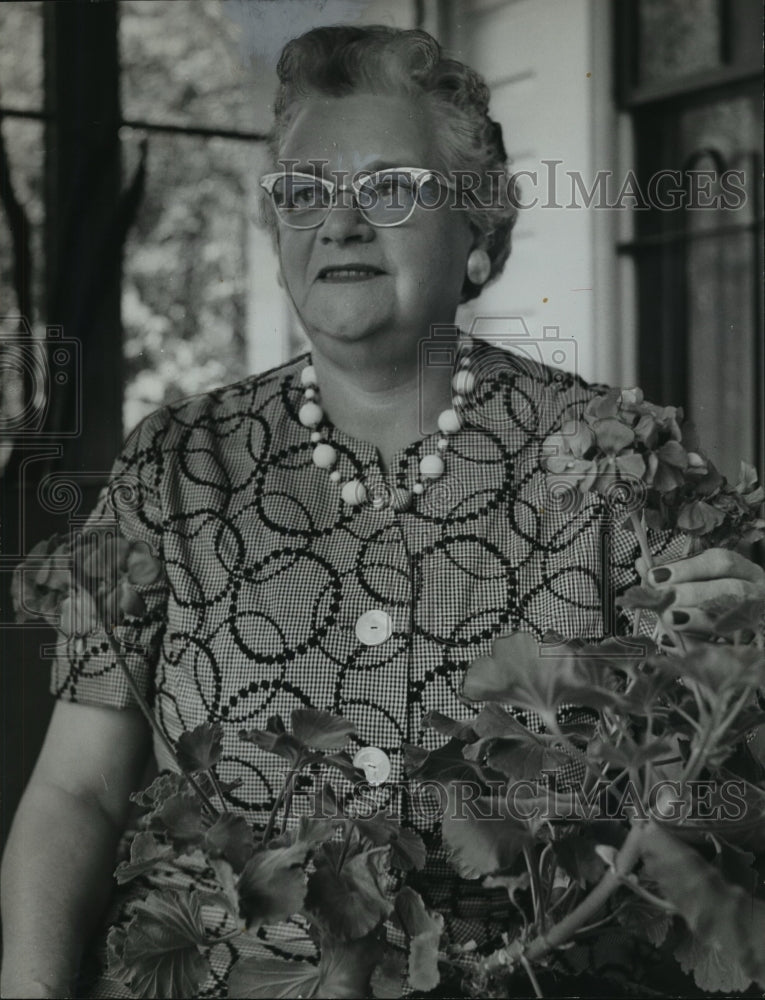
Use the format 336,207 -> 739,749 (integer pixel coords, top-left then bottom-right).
419,454 -> 445,479
452,370 -> 475,394
341,479 -> 367,506
412,481 -> 425,495
437,438 -> 449,450
329,470 -> 342,483
453,395 -> 464,407
301,365 -> 317,387
312,443 -> 337,469
310,431 -> 322,443
299,401 -> 323,427
437,409 -> 461,434
304,387 -> 316,399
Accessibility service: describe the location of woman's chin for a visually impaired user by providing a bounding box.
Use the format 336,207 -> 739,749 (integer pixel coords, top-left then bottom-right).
305,311 -> 390,346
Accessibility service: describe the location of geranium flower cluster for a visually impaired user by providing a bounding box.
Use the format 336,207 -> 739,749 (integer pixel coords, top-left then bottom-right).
543,387 -> 764,547
11,529 -> 163,637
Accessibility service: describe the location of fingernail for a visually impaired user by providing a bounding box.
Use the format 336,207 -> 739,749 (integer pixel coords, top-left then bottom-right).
672,610 -> 689,625
651,567 -> 672,584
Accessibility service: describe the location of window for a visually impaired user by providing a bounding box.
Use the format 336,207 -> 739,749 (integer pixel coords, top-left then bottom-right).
616,0 -> 763,482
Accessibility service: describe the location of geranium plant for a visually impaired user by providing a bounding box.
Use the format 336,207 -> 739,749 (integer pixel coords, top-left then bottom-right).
405,391 -> 765,997
12,529 -> 443,999
410,621 -> 765,997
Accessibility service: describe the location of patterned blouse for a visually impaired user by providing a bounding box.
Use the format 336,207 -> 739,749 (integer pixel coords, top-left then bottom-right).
52,336 -> 679,997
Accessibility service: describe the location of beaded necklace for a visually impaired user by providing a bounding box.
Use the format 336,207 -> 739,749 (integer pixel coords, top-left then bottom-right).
298,355 -> 476,508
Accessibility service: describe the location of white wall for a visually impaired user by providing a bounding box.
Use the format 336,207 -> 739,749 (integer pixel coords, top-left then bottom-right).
454,0 -> 630,387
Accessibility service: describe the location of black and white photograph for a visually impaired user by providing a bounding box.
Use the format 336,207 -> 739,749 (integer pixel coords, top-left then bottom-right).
1,1 -> 763,997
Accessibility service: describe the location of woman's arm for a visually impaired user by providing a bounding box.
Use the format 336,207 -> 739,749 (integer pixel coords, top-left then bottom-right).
0,701 -> 152,998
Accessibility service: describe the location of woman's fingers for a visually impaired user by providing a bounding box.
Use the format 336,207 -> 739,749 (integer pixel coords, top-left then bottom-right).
659,578 -> 764,633
646,548 -> 765,587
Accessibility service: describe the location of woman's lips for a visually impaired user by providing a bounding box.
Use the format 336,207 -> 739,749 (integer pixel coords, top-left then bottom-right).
316,265 -> 386,282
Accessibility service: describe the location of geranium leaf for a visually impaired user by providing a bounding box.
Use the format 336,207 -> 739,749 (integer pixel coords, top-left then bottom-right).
421,710 -> 477,741
674,929 -> 753,993
208,857 -> 240,919
236,842 -> 309,929
393,888 -> 443,992
465,733 -> 571,782
176,722 -> 223,772
238,726 -> 304,764
441,783 -> 532,879
389,827 -> 427,872
148,793 -> 207,848
615,896 -> 672,948
462,631 -> 622,727
351,811 -> 400,845
107,889 -> 210,999
317,933 -> 385,999
482,871 -> 530,904
711,597 -> 765,636
403,739 -> 488,784
290,709 -> 356,749
641,822 -> 765,985
115,832 -> 174,884
655,644 -> 765,695
616,584 -> 676,613
204,813 -> 255,873
553,835 -> 606,888
351,813 -> 427,871
471,703 -> 529,740
370,949 -> 408,999
228,957 -> 320,999
305,844 -> 393,939
321,750 -> 367,785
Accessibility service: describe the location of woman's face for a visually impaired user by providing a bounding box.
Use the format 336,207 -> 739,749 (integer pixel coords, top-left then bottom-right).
275,92 -> 474,358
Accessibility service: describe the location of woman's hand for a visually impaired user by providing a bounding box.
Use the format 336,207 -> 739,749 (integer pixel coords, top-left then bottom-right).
636,548 -> 765,638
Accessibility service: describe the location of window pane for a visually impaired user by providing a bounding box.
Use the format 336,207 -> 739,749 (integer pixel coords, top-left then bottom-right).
0,1 -> 43,109
122,132 -> 254,431
638,0 -> 721,86
120,0 -> 267,133
680,94 -> 760,481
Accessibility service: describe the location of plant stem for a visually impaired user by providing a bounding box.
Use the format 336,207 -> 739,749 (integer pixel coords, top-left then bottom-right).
262,757 -> 303,844
629,510 -> 654,571
279,767 -> 300,835
487,822 -> 646,973
106,632 -> 219,818
337,821 -> 354,871
208,768 -> 231,814
523,845 -> 543,926
520,954 -> 545,999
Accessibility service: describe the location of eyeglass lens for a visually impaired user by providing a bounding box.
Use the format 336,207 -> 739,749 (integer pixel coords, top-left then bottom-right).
270,171 -> 426,228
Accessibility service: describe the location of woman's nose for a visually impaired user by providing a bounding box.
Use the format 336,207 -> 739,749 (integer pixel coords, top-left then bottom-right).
319,190 -> 374,244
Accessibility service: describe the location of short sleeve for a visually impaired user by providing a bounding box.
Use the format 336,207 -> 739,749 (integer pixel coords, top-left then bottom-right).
50,408 -> 171,710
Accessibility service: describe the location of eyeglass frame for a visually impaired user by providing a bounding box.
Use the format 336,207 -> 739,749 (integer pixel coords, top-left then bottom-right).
259,166 -> 456,229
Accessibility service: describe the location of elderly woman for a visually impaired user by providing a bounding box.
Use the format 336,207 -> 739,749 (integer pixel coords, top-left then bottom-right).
2,24 -> 762,1000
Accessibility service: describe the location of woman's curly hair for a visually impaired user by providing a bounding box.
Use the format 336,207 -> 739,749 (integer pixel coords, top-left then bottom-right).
271,25 -> 517,302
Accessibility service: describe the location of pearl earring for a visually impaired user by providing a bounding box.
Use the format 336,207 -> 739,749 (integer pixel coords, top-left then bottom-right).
466,248 -> 491,285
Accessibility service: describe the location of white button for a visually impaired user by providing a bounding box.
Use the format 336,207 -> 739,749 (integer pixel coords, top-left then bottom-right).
353,747 -> 391,786
355,609 -> 393,646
